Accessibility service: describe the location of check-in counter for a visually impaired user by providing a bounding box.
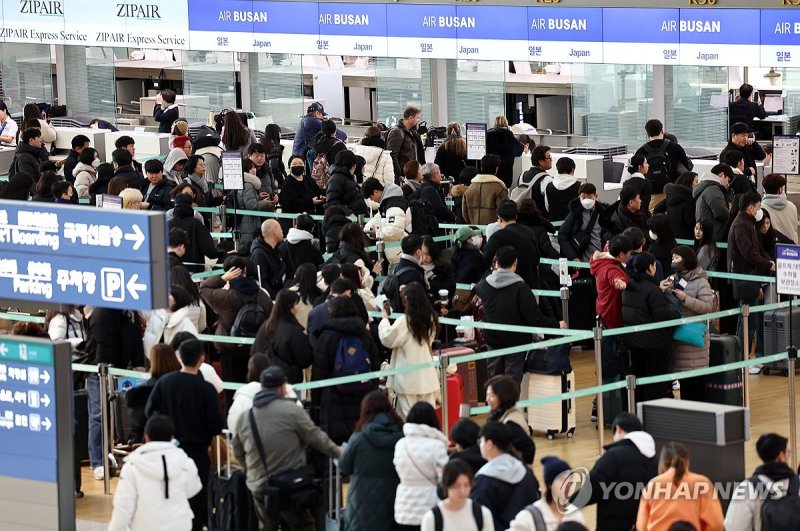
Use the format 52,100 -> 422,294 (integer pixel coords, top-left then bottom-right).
53,127 -> 108,162
0,147 -> 15,175
103,131 -> 171,159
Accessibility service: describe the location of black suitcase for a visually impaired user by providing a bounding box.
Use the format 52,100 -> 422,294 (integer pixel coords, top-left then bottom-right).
763,307 -> 800,376
569,277 -> 597,348
208,430 -> 258,531
602,373 -> 627,427
705,334 -> 743,406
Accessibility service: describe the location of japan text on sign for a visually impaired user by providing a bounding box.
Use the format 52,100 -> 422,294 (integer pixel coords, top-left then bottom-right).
0,200 -> 168,310
776,244 -> 800,296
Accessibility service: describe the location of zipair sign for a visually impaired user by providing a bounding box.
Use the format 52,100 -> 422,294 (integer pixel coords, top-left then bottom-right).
0,200 -> 169,311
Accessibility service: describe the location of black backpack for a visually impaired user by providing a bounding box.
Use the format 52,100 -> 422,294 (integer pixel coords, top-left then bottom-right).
642,139 -> 672,194
751,474 -> 800,531
267,145 -> 286,185
229,292 -> 267,338
409,198 -> 439,236
193,124 -> 221,145
431,501 -> 484,531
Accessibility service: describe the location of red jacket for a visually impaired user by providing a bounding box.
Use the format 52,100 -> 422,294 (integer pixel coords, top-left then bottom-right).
590,252 -> 629,329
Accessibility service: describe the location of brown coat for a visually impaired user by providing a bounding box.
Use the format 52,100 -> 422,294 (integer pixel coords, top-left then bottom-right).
198,276 -> 273,350
462,174 -> 509,225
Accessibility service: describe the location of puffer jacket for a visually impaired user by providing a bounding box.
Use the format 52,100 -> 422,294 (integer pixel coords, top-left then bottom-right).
673,267 -> 715,372
393,422 -> 449,526
107,442 -> 202,531
762,193 -> 799,244
372,183 -> 411,263
663,183 -> 696,241
352,137 -> 394,185
622,272 -> 680,350
462,173 -> 509,225
693,174 -> 730,241
73,162 -> 97,198
326,164 -> 369,215
386,121 -> 421,178
314,134 -> 347,165
379,317 -> 439,396
234,172 -> 272,252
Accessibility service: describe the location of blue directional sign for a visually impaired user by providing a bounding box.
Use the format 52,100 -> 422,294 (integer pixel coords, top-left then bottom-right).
0,200 -> 168,311
0,337 -> 74,531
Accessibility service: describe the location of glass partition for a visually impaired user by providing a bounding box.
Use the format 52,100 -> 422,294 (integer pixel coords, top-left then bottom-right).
375,57 -> 432,127
446,59 -> 505,126
62,46 -> 116,120
180,51 -> 237,122
665,66 -> 728,150
572,63 -> 653,148
0,43 -> 54,113
248,53 -> 305,131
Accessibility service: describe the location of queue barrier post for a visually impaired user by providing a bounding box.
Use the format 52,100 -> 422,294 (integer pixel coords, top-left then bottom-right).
560,287 -> 570,328
742,304 -> 751,412
438,352 -> 450,437
98,363 -> 112,496
789,347 -> 798,471
626,374 -> 637,414
219,203 -> 228,233
593,321 -> 605,454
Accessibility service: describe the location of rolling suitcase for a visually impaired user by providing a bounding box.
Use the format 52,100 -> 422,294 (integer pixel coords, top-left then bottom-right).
705,334 -> 743,406
440,346 -> 478,406
326,459 -> 344,531
208,430 -> 258,531
527,371 -> 576,439
602,373 -> 627,427
569,276 -> 597,348
762,307 -> 800,376
436,374 -> 463,444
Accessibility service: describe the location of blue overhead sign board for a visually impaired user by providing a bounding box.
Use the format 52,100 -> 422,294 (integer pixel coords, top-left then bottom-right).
0,337 -> 74,531
761,10 -> 800,67
455,5 -> 528,61
0,200 -> 168,311
603,8 -> 680,65
528,7 -> 603,63
317,2 -> 388,56
386,4 -> 458,59
678,9 -> 760,67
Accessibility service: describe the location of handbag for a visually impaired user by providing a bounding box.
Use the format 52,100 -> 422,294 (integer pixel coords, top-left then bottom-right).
248,409 -> 319,513
571,210 -> 599,254
673,322 -> 707,347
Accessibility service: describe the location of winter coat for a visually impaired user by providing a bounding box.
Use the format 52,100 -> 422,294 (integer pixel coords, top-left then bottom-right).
673,268 -> 714,372
379,316 -> 439,396
107,441 -> 201,531
324,209 -> 351,253
393,422 -> 450,525
452,244 -> 489,286
620,173 -> 653,216
369,183 -> 411,263
517,212 -> 559,260
574,431 -> 658,531
729,170 -> 757,196
395,255 -> 427,288
34,118 -> 56,145
589,252 -> 629,329
195,145 -> 222,185
508,499 -> 584,531
47,309 -> 86,348
311,316 -> 382,443
141,178 -> 175,212
87,309 -> 145,368
471,453 -> 541,531
339,412 -> 404,531
164,148 -> 188,184
449,446 -> 487,476
234,173 -> 271,251
483,223 -> 541,288
637,468 -> 724,531
249,236 -> 287,299
73,162 -> 97,198
475,269 -> 558,350
251,318 -> 312,384
664,183 -> 696,241
462,174 -> 509,225
114,164 -> 145,190
283,228 -> 324,278
493,406 -> 535,465
226,381 -> 302,437
605,201 -> 646,237
352,139 -> 394,185
153,104 -> 180,134
326,164 -> 369,216
11,141 -> 46,180
434,141 -> 468,181
280,173 -> 323,216
728,211 -> 774,276
558,199 -> 607,261
724,462 -> 800,531
292,114 -> 346,157
545,174 -> 581,222
762,193 -> 799,244
199,276 -> 273,340
622,272 -> 680,350
314,134 -> 347,165
720,141 -> 766,178
693,175 -> 730,242
387,121 -> 421,178
424,262 -> 456,303
486,127 -> 524,188
420,179 -> 456,223
328,241 -> 375,275
167,204 -> 227,273
696,244 -> 718,273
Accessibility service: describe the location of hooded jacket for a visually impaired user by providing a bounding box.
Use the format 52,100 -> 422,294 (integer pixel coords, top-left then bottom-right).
475,269 -> 559,349
73,162 -> 97,198
249,236 -> 287,299
725,461 -> 800,531
107,441 -> 202,531
393,422 -> 450,525
352,139 -> 394,185
622,272 -> 680,350
637,468 -> 724,531
762,193 -> 799,244
545,174 -> 581,222
141,177 -> 175,212
663,183 -> 696,241
451,243 -> 489,285
589,252 -> 629,329
339,412 -> 403,531
379,315 -> 439,396
672,267 -> 715,372
558,198 -> 608,261
575,431 -> 658,531
728,211 -> 774,277
471,453 -> 541,531
164,148 -> 188,184
462,173 -> 509,225
283,228 -> 324,277
11,141 -> 46,181
693,174 -> 730,241
313,134 -> 347,165
372,183 -> 412,263
326,164 -> 369,215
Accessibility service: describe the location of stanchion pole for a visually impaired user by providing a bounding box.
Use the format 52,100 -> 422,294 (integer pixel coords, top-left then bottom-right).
98,363 -> 112,495
561,287 -> 570,328
789,350 -> 797,471
219,204 -> 227,232
626,374 -> 637,414
439,353 -> 450,438
594,322 -> 605,454
742,304 -> 751,411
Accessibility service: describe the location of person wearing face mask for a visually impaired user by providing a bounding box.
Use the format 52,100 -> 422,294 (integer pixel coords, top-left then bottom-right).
73,147 -> 100,199
559,183 -> 608,263
279,154 -> 325,233
668,246 -> 715,403
728,192 -> 776,366
452,226 -> 489,285
761,173 -> 798,244
621,251 -> 681,403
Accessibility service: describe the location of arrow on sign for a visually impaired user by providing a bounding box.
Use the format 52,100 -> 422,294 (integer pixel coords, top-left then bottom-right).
42,417 -> 51,431
124,224 -> 145,251
0,344 -> 6,356
40,370 -> 50,385
127,274 -> 147,300
41,394 -> 50,407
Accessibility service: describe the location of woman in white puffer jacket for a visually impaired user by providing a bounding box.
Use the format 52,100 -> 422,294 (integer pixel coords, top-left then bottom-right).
352,126 -> 394,185
393,402 -> 450,528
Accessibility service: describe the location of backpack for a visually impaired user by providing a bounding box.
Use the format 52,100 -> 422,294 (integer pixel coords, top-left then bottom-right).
193,124 -> 221,145
511,170 -> 548,205
330,333 -> 372,393
310,151 -> 332,190
642,139 -> 672,194
267,145 -> 286,185
229,292 -> 267,338
409,198 -> 439,236
751,474 -> 800,531
524,504 -> 547,531
431,501 -> 484,531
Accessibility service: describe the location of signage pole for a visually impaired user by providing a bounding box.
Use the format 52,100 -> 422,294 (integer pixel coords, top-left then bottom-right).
790,297 -> 798,471
742,304 -> 750,411
438,353 -> 450,439
98,363 -> 112,495
593,319 -> 605,454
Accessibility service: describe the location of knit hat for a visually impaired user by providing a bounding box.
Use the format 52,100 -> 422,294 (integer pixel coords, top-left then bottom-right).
542,456 -> 571,486
172,120 -> 189,136
260,366 -> 288,388
174,193 -> 193,207
455,226 -> 482,242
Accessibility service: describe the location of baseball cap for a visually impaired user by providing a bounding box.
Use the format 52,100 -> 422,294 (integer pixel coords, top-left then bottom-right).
308,102 -> 327,116
455,226 -> 482,242
260,366 -> 288,388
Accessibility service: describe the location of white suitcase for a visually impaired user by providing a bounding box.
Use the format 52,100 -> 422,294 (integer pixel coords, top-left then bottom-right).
527,371 -> 576,440
326,458 -> 344,531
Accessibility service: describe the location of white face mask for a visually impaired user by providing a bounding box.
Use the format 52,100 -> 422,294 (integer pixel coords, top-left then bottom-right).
649,230 -> 658,241
580,198 -> 595,210
91,159 -> 101,169
469,235 -> 483,248
755,209 -> 764,222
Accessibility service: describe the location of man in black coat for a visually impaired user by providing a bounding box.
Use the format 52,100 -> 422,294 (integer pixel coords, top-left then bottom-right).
419,162 -> 456,223
558,183 -> 607,262
483,200 -> 541,289
634,119 -> 693,187
573,412 -> 658,531
112,147 -> 145,189
604,185 -> 646,238
63,134 -> 91,184
11,128 -> 46,181
140,159 -> 175,211
168,193 -> 228,273
250,219 -> 287,299
282,214 -> 324,279
394,234 -> 426,288
326,150 -> 368,216
485,119 -> 524,188
729,83 -> 767,134
720,122 -> 769,180
475,246 -> 564,386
